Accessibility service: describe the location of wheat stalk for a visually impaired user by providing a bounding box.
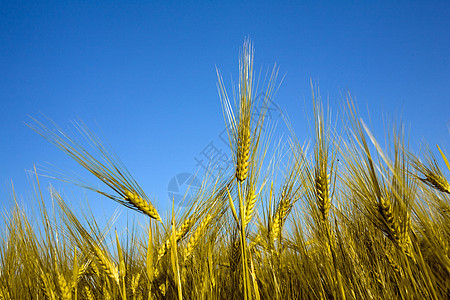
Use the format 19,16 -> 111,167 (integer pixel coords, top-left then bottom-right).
8,39 -> 449,300
29,118 -> 162,221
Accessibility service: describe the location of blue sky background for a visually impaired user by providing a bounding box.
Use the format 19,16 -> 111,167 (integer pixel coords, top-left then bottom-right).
1,1 -> 449,225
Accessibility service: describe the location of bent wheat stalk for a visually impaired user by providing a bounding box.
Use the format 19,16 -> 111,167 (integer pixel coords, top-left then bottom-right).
411,151 -> 450,194
124,191 -> 161,222
29,118 -> 162,221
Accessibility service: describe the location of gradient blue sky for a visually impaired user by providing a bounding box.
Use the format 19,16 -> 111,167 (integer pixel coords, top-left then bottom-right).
1,1 -> 449,222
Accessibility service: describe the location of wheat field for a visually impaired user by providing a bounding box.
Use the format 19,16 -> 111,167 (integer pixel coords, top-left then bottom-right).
1,41 -> 449,299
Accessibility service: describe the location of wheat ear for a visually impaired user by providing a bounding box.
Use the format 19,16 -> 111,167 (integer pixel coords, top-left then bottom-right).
184,214 -> 212,258
92,245 -> 119,285
236,126 -> 251,182
57,273 -> 71,300
75,259 -> 91,283
0,287 -> 10,300
235,42 -> 254,182
378,197 -> 414,260
315,170 -> 331,225
385,250 -> 403,277
157,217 -> 193,263
131,272 -> 141,296
124,190 -> 161,221
40,272 -> 56,300
230,238 -> 242,272
244,187 -> 257,226
83,286 -> 95,300
411,153 -> 450,194
272,195 -> 292,240
379,196 -> 398,242
420,173 -> 450,194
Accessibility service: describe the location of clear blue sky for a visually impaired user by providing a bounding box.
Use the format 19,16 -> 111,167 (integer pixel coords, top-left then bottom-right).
1,1 -> 449,222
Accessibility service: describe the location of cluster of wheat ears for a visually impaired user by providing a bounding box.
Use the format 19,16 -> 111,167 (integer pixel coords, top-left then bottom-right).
1,41 -> 449,299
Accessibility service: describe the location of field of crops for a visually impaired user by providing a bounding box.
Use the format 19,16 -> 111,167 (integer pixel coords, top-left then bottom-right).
1,42 -> 449,299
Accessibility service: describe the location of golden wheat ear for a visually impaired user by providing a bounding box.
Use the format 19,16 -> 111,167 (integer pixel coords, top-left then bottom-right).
216,41 -> 254,183
28,117 -> 162,221
123,191 -> 161,221
156,217 -> 193,264
184,214 -> 212,259
410,147 -> 450,194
